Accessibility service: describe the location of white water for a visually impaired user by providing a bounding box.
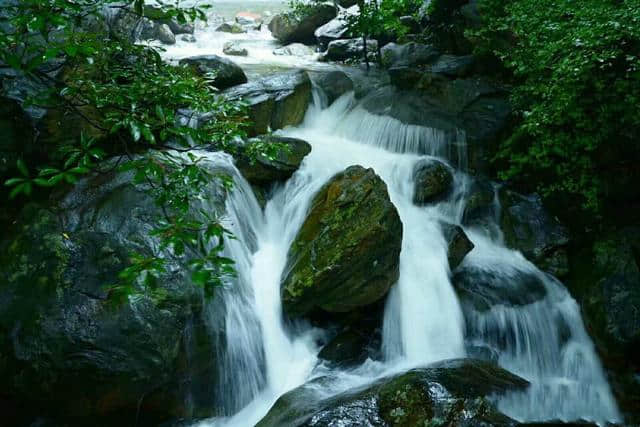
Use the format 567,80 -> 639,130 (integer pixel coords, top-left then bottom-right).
169,5 -> 622,424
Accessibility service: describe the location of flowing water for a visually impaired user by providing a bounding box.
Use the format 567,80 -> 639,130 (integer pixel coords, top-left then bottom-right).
165,4 -> 622,425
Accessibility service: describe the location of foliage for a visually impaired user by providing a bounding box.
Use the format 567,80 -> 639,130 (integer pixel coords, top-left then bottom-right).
469,0 -> 640,212
0,0 -> 259,297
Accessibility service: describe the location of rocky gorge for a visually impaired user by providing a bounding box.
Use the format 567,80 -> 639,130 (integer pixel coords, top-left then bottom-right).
1,1 -> 638,426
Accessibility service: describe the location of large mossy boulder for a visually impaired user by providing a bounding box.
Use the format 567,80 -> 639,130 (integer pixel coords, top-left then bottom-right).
257,358 -> 528,427
499,189 -> 570,277
268,2 -> 336,44
235,135 -> 312,186
0,159 -> 229,426
179,55 -> 248,90
223,70 -> 312,136
281,166 -> 402,317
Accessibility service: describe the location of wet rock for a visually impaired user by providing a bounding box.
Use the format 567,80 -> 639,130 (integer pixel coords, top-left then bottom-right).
273,43 -> 316,57
453,265 -> 548,312
318,328 -> 375,367
181,34 -> 196,43
461,179 -> 496,227
223,70 -> 312,136
441,222 -> 475,270
314,5 -> 358,48
223,41 -> 248,57
152,23 -> 176,45
142,4 -> 194,35
428,54 -> 475,77
257,358 -> 528,427
269,2 -> 336,44
312,70 -> 354,105
0,158 -> 229,424
381,42 -> 440,67
325,38 -> 379,62
499,189 -> 570,277
235,12 -> 263,28
216,22 -> 246,34
179,55 -> 248,90
281,165 -> 402,317
413,159 -> 453,204
235,135 -> 312,186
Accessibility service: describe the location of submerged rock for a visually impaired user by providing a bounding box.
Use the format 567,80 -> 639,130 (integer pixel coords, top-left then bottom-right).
269,2 -> 336,44
257,358 -> 528,427
179,55 -> 247,90
281,165 -> 402,317
325,38 -> 379,62
235,135 -> 312,186
223,70 -> 312,136
413,158 -> 453,204
441,222 -> 475,270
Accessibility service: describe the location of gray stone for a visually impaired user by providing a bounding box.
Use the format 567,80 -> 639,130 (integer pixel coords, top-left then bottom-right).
325,38 -> 379,62
223,41 -> 249,57
179,55 -> 248,90
269,2 -> 336,44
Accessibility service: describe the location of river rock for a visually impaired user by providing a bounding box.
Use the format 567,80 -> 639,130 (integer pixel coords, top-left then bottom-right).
312,70 -> 354,105
179,55 -> 247,90
151,23 -> 176,44
235,135 -> 312,186
268,2 -> 336,44
216,22 -> 246,34
223,70 -> 312,136
413,158 -> 453,204
281,165 -> 402,317
461,179 -> 497,227
236,12 -> 263,28
314,5 -> 358,48
453,265 -> 548,312
223,41 -> 248,57
273,43 -> 316,57
325,38 -> 379,62
0,158 -> 229,425
499,189 -> 570,277
318,327 -> 377,367
381,42 -> 440,67
257,358 -> 528,427
441,222 -> 474,270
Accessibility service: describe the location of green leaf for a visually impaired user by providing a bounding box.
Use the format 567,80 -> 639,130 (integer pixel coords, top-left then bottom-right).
16,159 -> 29,177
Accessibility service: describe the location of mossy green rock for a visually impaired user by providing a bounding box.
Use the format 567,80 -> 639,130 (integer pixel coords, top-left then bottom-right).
281,165 -> 402,317
257,358 -> 528,427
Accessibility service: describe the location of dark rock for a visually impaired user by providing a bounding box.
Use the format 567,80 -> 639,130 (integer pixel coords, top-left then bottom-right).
0,158 -> 230,424
499,189 -> 569,277
166,20 -> 194,35
312,71 -> 354,105
223,41 -> 248,57
325,38 -> 379,62
461,179 -> 496,227
428,54 -> 475,77
314,5 -> 358,48
441,222 -> 474,270
336,0 -> 358,7
257,358 -> 528,427
216,22 -> 246,34
0,96 -> 36,177
235,135 -> 312,186
453,265 -> 548,312
381,42 -> 440,67
413,159 -> 453,204
179,55 -> 248,90
273,43 -> 316,57
281,166 -> 402,317
181,34 -> 196,43
318,328 -> 374,367
152,23 -> 176,45
223,70 -> 312,136
268,2 -> 336,44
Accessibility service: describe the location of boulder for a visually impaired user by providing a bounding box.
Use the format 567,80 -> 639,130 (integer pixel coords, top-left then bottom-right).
268,2 -> 336,44
273,43 -> 316,57
325,38 -> 379,62
499,189 -> 570,277
181,34 -> 196,43
151,23 -> 176,45
428,54 -> 475,77
0,158 -> 229,425
281,166 -> 402,316
257,358 -> 528,427
314,5 -> 358,48
381,42 -> 440,67
453,265 -> 548,312
235,12 -> 263,28
312,70 -> 354,105
223,41 -> 249,57
216,22 -> 246,34
142,4 -> 194,35
461,179 -> 496,227
223,70 -> 312,136
179,55 -> 248,90
441,222 -> 474,270
235,135 -> 312,186
413,158 -> 453,204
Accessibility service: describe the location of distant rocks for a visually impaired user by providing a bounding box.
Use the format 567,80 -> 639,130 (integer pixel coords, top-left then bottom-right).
273,43 -> 315,57
223,41 -> 248,57
216,21 -> 246,34
268,2 -> 336,44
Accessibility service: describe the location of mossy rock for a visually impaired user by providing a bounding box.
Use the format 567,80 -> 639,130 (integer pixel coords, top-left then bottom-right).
281,165 -> 402,317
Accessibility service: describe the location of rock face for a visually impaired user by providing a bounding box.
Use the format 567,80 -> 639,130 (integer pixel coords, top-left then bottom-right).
257,358 -> 528,427
235,135 -> 312,186
441,222 -> 474,270
223,70 -> 312,136
312,70 -> 354,105
325,38 -> 379,62
0,161 -> 228,425
499,189 -> 570,277
268,2 -> 336,44
179,55 -> 247,90
413,159 -> 453,204
281,166 -> 402,317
